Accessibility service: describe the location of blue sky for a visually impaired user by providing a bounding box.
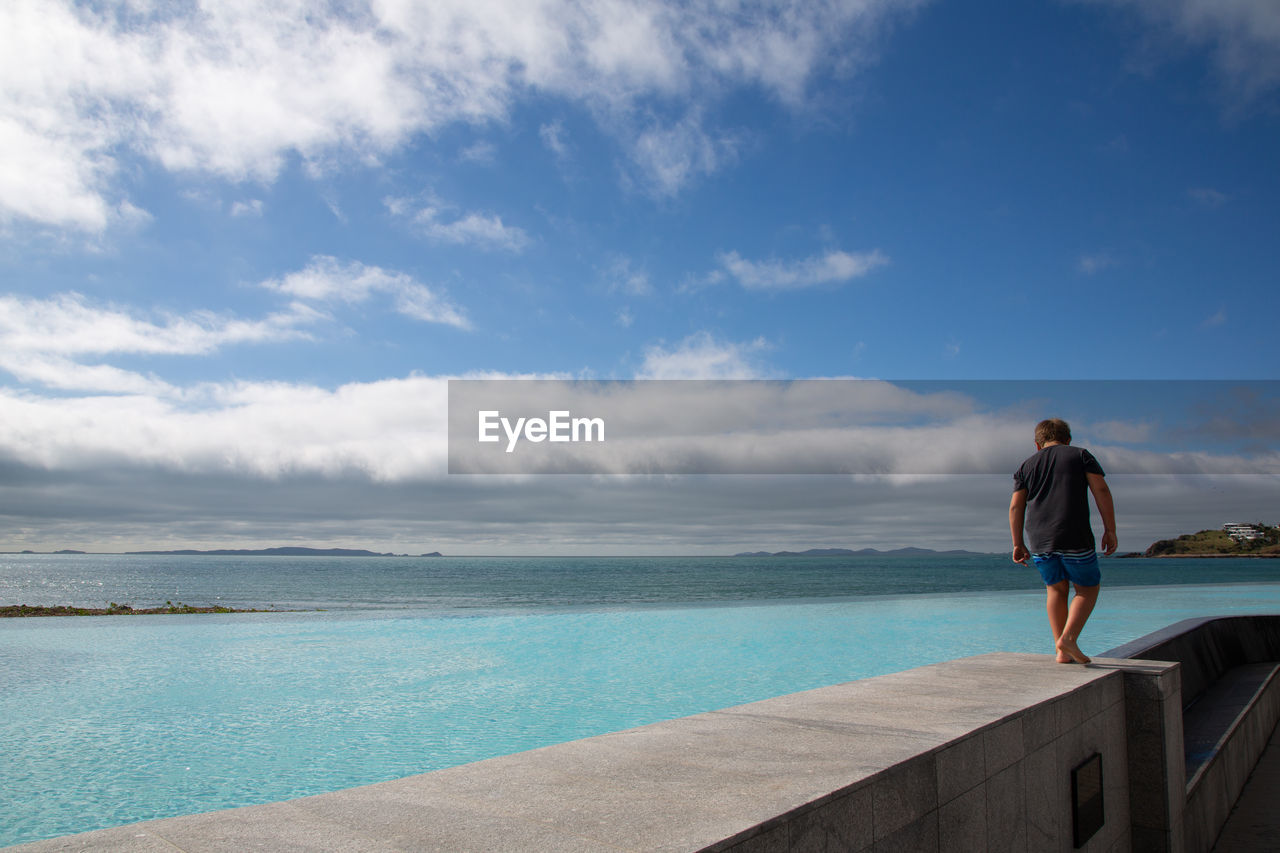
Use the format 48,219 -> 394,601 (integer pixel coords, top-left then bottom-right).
1,0 -> 1277,554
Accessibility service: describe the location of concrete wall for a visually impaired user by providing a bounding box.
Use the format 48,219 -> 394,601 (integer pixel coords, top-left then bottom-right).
706,658 -> 1138,853
1104,615 -> 1280,853
1182,668 -> 1279,853
1104,615 -> 1280,708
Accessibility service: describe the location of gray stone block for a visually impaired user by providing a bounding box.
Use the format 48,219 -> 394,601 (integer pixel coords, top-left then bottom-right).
290,778 -> 623,853
1193,759 -> 1231,850
720,824 -> 788,853
141,801 -> 405,853
1082,679 -> 1107,720
1056,692 -> 1087,732
873,812 -> 938,853
0,827 -> 180,853
1107,831 -> 1132,853
938,781 -> 986,852
1112,661 -> 1181,701
985,760 -> 1027,853
1101,709 -> 1131,839
1022,742 -> 1061,853
1129,825 -> 1171,853
985,716 -> 1026,776
1022,699 -> 1059,754
785,789 -> 873,853
872,753 -> 937,840
1099,673 -> 1125,712
936,733 -> 985,805
1055,721 -> 1088,782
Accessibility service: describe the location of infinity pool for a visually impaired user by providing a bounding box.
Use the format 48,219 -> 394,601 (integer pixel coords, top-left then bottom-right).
3,582 -> 1279,846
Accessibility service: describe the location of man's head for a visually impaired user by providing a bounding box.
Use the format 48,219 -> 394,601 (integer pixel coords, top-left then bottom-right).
1034,418 -> 1072,448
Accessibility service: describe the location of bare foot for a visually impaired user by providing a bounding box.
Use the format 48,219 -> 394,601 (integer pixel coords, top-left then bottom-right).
1056,653 -> 1075,664
1056,635 -> 1091,665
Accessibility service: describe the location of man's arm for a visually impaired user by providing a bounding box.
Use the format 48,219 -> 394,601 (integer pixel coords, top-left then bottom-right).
1087,472 -> 1117,556
1009,489 -> 1030,565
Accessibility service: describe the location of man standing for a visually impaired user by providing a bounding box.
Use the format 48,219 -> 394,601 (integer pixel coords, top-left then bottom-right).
1010,418 -> 1117,664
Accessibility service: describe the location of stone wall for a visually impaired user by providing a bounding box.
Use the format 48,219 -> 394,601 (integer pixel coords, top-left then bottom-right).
1104,615 -> 1280,853
706,659 -> 1138,853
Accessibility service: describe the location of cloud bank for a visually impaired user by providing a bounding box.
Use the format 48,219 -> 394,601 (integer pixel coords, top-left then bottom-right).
1,0 -> 926,231
1087,0 -> 1280,104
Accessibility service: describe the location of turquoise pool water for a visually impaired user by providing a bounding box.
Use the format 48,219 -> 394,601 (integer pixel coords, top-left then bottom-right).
3,579 -> 1279,846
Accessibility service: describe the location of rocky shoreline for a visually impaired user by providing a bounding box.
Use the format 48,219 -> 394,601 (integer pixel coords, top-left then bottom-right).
1143,553 -> 1279,559
0,602 -> 301,618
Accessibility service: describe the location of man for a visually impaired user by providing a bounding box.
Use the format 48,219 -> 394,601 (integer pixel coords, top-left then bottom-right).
1010,418 -> 1117,664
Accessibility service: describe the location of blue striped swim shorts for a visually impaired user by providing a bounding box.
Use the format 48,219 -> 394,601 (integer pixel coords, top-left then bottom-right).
1032,549 -> 1101,587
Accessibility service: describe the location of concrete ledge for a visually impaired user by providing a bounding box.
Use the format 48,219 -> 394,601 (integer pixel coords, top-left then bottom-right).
1105,614 -> 1280,853
1103,615 -> 1280,710
6,653 -> 1150,853
1183,666 -> 1280,853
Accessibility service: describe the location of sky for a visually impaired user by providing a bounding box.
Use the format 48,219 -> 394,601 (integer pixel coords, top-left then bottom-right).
1,0 -> 1278,555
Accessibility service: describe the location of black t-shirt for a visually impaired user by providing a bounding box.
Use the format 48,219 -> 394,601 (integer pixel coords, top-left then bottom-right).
1012,444 -> 1105,554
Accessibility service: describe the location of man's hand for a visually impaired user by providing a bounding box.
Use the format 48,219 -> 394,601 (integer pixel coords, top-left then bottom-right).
1100,530 -> 1118,556
1012,543 -> 1030,566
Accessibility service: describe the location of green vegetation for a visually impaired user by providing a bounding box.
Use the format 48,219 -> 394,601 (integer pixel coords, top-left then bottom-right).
0,601 -> 286,618
1146,525 -> 1280,557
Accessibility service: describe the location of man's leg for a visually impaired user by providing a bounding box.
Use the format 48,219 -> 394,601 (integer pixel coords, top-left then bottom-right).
1056,583 -> 1100,664
1046,581 -> 1071,662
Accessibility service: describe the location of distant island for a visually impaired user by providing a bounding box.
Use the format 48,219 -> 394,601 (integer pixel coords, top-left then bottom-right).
733,547 -> 989,557
124,547 -> 443,557
1,602 -> 300,618
1144,524 -> 1279,558
3,547 -> 444,556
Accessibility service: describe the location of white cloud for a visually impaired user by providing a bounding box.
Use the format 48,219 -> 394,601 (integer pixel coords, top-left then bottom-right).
629,113 -> 743,197
604,257 -> 652,296
386,196 -> 531,252
1203,307 -> 1227,327
458,141 -> 497,164
230,199 -> 265,217
719,249 -> 889,290
1189,186 -> 1228,207
0,292 -> 314,359
1077,252 -> 1117,275
262,256 -> 471,328
0,291 -> 321,394
0,375 -> 451,480
0,354 -> 176,396
540,121 -> 570,159
1088,0 -> 1280,103
637,331 -> 774,379
415,210 -> 531,252
0,256 -> 467,395
0,0 -> 925,230
1087,419 -> 1154,443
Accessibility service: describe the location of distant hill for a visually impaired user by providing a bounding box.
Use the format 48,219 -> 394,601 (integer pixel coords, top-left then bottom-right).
1145,526 -> 1279,558
124,547 -> 443,557
733,547 -> 988,557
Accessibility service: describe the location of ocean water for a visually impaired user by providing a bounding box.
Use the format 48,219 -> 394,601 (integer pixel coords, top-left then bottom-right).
1,554 -> 1278,846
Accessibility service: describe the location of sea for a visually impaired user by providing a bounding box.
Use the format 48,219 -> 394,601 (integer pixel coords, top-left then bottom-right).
1,553 -> 1278,847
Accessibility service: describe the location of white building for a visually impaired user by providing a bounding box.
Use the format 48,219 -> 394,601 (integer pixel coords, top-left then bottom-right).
1223,523 -> 1266,542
